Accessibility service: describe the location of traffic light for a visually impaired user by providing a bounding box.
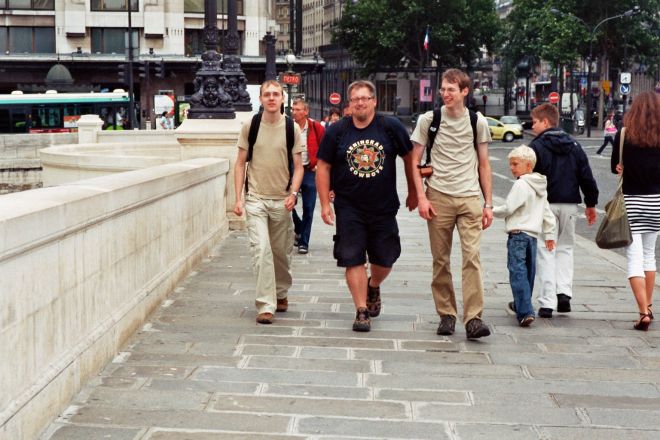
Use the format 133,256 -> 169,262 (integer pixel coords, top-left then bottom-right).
117,63 -> 127,84
154,59 -> 165,79
138,61 -> 149,79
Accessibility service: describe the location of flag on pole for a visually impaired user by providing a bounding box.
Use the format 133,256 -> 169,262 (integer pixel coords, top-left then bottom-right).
423,26 -> 429,51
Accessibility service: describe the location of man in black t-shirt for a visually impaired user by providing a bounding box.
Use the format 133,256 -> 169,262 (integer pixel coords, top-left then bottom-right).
316,80 -> 417,332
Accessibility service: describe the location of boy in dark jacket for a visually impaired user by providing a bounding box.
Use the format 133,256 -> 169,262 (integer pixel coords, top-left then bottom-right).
529,103 -> 599,318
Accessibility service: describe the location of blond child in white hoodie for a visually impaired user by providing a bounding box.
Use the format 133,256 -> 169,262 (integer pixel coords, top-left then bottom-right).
493,145 -> 556,327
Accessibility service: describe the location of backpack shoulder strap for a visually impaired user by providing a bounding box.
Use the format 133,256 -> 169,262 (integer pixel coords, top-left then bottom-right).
285,115 -> 295,191
425,109 -> 442,164
334,116 -> 351,150
246,113 -> 262,162
468,109 -> 479,150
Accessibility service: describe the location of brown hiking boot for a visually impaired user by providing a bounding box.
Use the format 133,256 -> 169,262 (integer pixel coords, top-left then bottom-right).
366,277 -> 381,317
276,297 -> 288,312
352,307 -> 371,332
256,312 -> 273,324
436,315 -> 456,335
465,318 -> 491,339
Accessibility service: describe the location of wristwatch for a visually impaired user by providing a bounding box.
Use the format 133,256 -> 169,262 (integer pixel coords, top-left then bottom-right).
483,203 -> 493,209
290,191 -> 299,199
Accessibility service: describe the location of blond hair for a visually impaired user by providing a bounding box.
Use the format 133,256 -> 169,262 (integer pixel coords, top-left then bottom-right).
508,145 -> 537,167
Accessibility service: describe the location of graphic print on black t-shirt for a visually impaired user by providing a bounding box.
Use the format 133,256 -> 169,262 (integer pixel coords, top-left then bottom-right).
346,139 -> 385,178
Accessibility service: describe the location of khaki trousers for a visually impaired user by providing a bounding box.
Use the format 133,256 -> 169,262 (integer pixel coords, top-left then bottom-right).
426,187 -> 484,324
245,194 -> 294,314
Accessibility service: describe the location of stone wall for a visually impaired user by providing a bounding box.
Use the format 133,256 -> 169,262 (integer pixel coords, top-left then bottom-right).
0,158 -> 229,440
0,133 -> 77,194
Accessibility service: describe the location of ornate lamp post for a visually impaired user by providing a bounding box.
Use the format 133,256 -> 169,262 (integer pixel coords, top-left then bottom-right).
264,32 -> 277,81
187,0 -> 235,119
284,51 -> 297,116
223,0 -> 251,111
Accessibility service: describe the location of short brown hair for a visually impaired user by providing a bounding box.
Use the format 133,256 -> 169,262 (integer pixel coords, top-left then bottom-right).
260,79 -> 283,96
442,68 -> 471,91
623,91 -> 660,148
531,103 -> 559,127
347,80 -> 376,98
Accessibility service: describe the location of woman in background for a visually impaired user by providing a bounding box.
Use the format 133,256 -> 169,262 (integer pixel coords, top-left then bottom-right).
611,91 -> 660,331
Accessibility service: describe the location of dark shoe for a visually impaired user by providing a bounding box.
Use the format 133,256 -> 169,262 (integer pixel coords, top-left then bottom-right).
538,307 -> 553,318
465,318 -> 491,339
366,277 -> 381,317
507,301 -> 516,313
557,294 -> 571,313
634,313 -> 652,331
294,233 -> 300,247
648,304 -> 654,320
436,315 -> 456,335
256,312 -> 274,324
519,315 -> 535,327
352,307 -> 371,332
276,298 -> 288,312
298,246 -> 308,254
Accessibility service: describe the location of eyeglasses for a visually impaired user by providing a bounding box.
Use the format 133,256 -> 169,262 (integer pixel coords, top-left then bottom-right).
349,96 -> 374,104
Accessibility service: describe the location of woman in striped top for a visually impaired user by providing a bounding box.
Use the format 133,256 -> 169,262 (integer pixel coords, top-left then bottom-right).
611,91 -> 660,331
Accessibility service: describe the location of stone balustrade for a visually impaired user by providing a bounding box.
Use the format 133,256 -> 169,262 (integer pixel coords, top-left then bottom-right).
0,158 -> 229,440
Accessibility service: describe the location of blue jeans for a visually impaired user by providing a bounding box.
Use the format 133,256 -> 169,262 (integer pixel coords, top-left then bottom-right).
292,168 -> 317,248
507,232 -> 537,320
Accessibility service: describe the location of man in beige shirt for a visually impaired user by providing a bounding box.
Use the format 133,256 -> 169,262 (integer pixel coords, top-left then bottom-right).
234,80 -> 304,324
410,68 -> 494,340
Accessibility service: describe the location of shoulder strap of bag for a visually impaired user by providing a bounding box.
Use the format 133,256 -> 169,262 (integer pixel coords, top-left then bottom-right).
246,113 -> 262,162
285,115 -> 294,191
619,127 -> 626,167
425,109 -> 442,164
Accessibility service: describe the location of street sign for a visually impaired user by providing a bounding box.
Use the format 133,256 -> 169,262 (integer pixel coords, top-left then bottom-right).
548,91 -> 560,104
329,92 -> 341,105
281,72 -> 300,85
620,84 -> 631,95
620,72 -> 631,84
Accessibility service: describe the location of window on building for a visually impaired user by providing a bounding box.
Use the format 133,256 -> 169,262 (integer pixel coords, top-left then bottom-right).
1,0 -> 53,9
184,0 -> 243,14
90,0 -> 137,11
91,28 -> 138,54
0,27 -> 55,53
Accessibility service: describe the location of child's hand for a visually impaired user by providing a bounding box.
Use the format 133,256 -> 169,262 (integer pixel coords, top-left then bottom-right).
545,240 -> 555,251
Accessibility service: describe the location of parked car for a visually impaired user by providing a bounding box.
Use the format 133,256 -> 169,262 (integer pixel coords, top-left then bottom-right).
486,117 -> 523,142
498,115 -> 524,133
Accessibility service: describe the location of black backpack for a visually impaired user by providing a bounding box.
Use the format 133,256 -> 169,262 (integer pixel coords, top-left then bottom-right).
245,112 -> 295,191
423,108 -> 479,165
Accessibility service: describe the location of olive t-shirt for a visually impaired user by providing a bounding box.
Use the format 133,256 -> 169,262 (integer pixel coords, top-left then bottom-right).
410,107 -> 491,197
237,114 -> 303,199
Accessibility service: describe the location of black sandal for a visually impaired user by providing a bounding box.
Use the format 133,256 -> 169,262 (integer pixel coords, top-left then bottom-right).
648,304 -> 654,320
634,313 -> 652,331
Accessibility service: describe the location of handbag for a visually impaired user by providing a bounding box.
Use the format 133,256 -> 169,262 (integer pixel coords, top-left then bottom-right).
595,127 -> 632,249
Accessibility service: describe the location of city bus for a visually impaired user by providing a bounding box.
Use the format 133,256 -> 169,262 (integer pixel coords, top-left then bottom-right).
0,90 -> 130,134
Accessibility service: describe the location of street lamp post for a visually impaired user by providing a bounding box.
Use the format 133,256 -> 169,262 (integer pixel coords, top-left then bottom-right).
284,51 -> 296,116
551,7 -> 640,137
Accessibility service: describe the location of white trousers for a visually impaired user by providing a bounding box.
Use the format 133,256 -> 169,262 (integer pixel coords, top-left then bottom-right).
536,204 -> 578,309
626,232 -> 658,278
245,194 -> 294,314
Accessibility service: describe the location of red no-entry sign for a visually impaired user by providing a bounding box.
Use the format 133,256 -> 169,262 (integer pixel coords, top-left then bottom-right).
329,92 -> 341,105
548,91 -> 560,104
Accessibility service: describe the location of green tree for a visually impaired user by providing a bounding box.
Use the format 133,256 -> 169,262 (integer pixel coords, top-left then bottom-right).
332,0 -> 501,75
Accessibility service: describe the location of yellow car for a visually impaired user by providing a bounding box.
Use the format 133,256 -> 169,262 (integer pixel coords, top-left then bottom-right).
486,117 -> 523,142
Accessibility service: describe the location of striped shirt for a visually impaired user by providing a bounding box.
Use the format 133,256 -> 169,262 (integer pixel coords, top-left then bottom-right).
624,194 -> 660,233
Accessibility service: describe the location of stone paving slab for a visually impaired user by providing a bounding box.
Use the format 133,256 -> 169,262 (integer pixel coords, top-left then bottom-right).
40,178 -> 660,439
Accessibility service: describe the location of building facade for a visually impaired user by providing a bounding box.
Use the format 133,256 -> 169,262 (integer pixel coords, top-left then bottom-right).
0,0 -> 293,124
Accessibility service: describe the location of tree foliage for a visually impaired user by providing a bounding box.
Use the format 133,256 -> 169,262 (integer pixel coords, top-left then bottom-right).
332,0 -> 501,75
502,0 -> 660,75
